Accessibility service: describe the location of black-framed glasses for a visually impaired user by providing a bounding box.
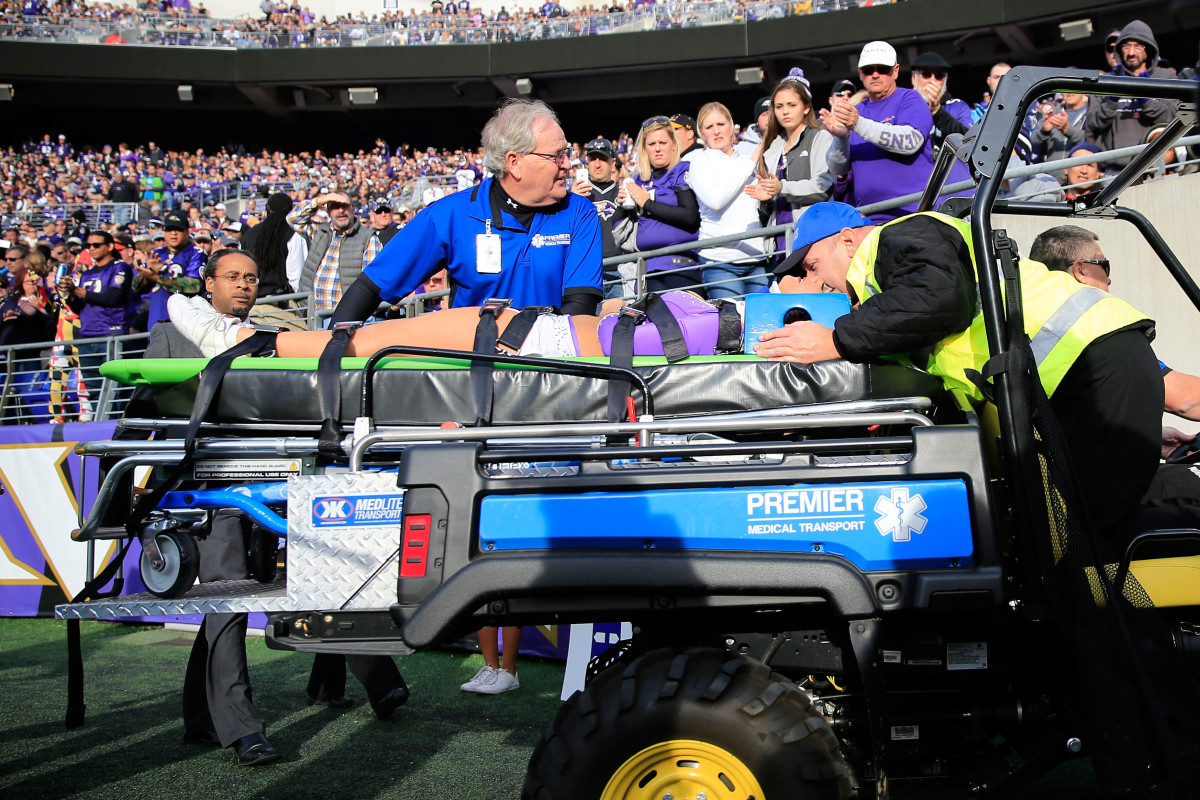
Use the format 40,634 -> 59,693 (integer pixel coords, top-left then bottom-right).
526,149 -> 572,164
4,255 -> 21,262
1105,43 -> 1117,53
641,115 -> 671,128
87,242 -> 109,249
1079,258 -> 1111,276
324,202 -> 353,211
215,272 -> 260,285
859,64 -> 892,76
917,69 -> 948,80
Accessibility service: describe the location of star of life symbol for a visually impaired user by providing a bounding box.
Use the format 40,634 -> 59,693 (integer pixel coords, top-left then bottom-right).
874,488 -> 928,542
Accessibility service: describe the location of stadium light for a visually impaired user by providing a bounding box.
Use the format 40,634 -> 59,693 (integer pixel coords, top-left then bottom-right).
348,87 -> 379,105
735,67 -> 763,86
0,84 -> 12,101
515,78 -> 533,96
1059,19 -> 1092,42
177,85 -> 194,102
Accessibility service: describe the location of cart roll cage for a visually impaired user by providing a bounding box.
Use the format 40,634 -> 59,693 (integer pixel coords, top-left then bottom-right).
921,68 -> 1200,534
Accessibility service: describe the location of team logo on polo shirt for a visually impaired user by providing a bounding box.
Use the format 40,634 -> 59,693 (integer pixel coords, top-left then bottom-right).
531,233 -> 571,248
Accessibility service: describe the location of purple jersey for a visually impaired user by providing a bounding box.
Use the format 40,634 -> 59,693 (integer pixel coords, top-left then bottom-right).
634,161 -> 696,272
847,88 -> 935,221
76,260 -> 132,336
148,244 -> 205,327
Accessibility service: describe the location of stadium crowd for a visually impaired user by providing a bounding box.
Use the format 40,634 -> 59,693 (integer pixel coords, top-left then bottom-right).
1,16 -> 1197,425
0,0 -> 893,47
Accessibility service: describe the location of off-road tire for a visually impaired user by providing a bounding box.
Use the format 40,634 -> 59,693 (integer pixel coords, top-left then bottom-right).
523,646 -> 853,800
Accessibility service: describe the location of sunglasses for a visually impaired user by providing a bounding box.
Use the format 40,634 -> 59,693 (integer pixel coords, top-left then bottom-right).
87,242 -> 109,248
642,116 -> 672,128
917,69 -> 948,80
324,202 -> 353,211
1079,258 -> 1111,276
1105,43 -> 1117,53
859,64 -> 893,76
4,255 -> 21,262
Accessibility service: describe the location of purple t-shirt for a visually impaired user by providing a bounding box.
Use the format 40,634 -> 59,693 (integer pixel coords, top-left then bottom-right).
77,260 -> 132,336
847,88 -> 935,222
634,161 -> 695,272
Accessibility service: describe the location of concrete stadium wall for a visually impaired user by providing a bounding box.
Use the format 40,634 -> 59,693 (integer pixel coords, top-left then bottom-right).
996,171 -> 1200,433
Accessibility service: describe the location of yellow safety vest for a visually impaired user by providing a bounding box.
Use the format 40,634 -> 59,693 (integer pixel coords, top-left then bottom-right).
844,212 -> 1154,403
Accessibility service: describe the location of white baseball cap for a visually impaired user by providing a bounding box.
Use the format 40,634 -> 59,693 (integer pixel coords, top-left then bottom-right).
858,40 -> 898,69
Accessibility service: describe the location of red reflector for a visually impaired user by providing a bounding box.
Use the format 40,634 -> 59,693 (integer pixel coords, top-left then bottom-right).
400,514 -> 431,578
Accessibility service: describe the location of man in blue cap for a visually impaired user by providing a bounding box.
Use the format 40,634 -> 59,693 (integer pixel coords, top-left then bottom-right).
756,201 -> 1163,546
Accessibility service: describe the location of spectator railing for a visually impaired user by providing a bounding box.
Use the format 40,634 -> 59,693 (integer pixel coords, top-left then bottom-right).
0,0 -> 897,49
6,203 -> 140,229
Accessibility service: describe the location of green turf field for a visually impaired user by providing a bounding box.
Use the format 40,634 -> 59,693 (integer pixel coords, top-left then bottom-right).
0,618 -> 563,800
0,618 -> 1160,799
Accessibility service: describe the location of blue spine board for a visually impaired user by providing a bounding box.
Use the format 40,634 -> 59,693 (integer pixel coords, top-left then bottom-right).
478,479 -> 974,570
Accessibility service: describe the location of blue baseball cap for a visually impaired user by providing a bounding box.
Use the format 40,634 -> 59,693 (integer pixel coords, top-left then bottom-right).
773,202 -> 873,275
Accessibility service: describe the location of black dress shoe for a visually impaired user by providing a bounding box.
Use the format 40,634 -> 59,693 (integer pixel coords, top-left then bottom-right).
307,695 -> 354,710
232,732 -> 280,766
183,728 -> 220,747
371,685 -> 411,720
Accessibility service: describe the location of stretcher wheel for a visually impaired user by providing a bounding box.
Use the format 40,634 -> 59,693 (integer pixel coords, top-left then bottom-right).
246,523 -> 280,583
139,530 -> 200,598
522,647 -> 852,800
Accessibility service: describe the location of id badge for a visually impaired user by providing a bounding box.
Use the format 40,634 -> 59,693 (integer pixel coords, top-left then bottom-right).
476,233 -> 502,274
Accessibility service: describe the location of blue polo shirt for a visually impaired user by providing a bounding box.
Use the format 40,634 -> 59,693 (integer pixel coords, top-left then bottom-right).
363,178 -> 602,309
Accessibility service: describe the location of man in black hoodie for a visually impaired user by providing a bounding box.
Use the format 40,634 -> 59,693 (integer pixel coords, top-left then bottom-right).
1085,19 -> 1178,170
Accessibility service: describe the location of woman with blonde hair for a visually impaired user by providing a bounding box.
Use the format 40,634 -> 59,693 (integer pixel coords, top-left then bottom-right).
750,68 -> 835,259
685,101 -> 770,299
617,116 -> 702,294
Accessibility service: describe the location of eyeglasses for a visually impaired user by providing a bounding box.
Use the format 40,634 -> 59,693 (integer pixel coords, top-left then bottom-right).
87,242 -> 109,249
324,202 -> 353,211
641,116 -> 671,129
916,69 -> 948,80
859,64 -> 892,76
1121,41 -> 1146,51
1105,43 -> 1117,53
215,272 -> 260,285
1079,258 -> 1111,276
526,149 -> 572,164
4,255 -> 21,262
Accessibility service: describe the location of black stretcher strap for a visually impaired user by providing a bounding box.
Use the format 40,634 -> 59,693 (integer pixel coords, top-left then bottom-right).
604,293 -> 694,423
496,306 -> 556,353
65,329 -> 278,730
317,322 -> 361,458
471,299 -> 511,426
715,300 -> 743,354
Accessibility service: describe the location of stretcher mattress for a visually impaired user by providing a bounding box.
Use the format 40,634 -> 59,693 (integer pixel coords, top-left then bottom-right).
106,355 -> 948,426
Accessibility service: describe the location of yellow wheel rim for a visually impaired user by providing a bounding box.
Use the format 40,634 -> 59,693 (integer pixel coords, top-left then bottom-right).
600,738 -> 765,800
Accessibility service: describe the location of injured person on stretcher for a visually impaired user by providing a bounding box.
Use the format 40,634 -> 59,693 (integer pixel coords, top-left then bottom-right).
167,288 -> 799,361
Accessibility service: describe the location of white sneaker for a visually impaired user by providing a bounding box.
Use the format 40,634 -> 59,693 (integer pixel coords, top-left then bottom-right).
167,293 -> 243,358
460,665 -> 497,693
474,668 -> 520,695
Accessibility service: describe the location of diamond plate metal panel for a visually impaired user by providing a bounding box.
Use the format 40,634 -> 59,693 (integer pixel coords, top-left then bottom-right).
286,472 -> 404,611
55,579 -> 295,619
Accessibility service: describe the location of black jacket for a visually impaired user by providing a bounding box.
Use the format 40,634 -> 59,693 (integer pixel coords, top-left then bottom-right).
832,215 -> 977,363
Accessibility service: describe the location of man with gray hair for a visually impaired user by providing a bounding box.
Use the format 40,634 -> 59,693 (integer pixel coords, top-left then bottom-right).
330,98 -> 603,322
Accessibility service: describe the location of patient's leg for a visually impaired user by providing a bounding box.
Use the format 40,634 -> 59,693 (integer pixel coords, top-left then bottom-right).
169,294 -> 605,358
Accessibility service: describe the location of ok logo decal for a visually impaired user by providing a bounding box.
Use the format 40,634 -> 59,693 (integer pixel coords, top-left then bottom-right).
313,497 -> 352,523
